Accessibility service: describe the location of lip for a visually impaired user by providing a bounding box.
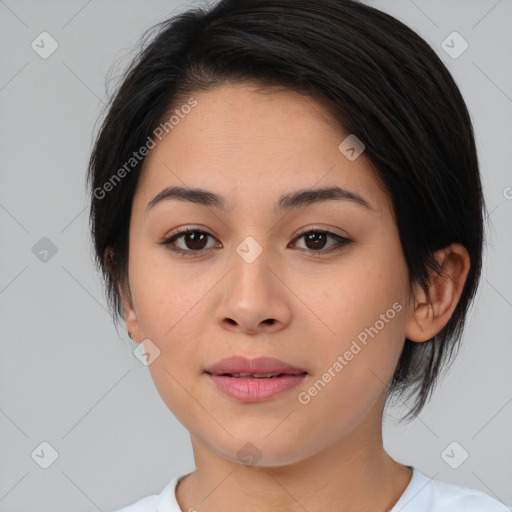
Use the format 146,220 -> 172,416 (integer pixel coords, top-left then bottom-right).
204,356 -> 308,403
207,373 -> 307,402
204,356 -> 307,375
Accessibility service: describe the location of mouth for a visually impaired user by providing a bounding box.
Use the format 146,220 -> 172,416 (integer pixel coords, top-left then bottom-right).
204,356 -> 308,402
205,371 -> 307,378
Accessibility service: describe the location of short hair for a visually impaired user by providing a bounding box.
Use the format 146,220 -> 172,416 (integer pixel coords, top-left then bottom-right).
87,0 -> 487,421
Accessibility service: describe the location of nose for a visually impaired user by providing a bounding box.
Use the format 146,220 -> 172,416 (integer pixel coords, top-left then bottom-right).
215,247 -> 292,335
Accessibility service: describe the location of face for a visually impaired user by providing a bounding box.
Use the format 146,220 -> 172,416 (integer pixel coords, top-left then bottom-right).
122,83 -> 415,466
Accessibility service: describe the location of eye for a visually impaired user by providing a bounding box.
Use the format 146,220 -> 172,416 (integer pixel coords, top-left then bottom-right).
160,228 -> 220,256
290,230 -> 353,254
160,227 -> 353,257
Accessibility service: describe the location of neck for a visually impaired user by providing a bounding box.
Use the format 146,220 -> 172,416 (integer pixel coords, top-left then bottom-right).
176,407 -> 412,512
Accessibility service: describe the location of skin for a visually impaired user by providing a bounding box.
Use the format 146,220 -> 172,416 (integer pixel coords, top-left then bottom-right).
118,82 -> 470,511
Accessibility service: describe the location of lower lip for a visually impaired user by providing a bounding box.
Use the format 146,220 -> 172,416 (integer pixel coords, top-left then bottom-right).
206,373 -> 307,402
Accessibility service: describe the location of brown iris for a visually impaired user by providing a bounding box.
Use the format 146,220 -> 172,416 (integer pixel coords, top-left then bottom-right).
183,231 -> 209,250
303,232 -> 327,250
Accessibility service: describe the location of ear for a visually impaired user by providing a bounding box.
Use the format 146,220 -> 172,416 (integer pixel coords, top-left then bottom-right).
405,243 -> 470,343
120,286 -> 142,343
104,247 -> 142,343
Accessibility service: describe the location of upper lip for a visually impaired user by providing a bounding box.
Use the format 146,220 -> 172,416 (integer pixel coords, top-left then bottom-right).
204,356 -> 307,375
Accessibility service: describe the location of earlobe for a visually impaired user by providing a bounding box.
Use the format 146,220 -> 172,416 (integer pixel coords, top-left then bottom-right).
121,292 -> 142,343
405,243 -> 470,343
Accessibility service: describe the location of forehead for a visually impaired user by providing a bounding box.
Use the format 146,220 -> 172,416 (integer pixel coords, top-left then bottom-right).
135,83 -> 389,215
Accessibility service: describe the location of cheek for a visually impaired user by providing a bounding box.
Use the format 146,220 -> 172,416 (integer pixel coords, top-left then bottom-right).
291,274 -> 406,447
128,257 -> 214,429
302,254 -> 406,342
297,248 -> 408,393
127,248 -> 221,411
129,242 -> 210,336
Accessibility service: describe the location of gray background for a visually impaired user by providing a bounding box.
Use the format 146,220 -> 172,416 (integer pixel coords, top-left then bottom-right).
1,0 -> 511,510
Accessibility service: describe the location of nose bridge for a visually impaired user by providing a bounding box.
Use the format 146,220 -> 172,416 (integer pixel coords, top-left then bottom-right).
231,233 -> 275,301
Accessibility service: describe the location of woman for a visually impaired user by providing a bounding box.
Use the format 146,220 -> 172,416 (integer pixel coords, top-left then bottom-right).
87,0 -> 509,510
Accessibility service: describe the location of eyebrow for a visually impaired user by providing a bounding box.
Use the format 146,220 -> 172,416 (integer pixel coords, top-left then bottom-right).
146,185 -> 375,213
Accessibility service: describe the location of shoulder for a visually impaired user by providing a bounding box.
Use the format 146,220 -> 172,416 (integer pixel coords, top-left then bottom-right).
111,494 -> 158,512
429,477 -> 510,512
109,475 -> 182,512
395,467 -> 511,512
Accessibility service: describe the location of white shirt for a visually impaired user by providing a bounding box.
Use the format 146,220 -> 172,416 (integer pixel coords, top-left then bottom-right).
112,466 -> 510,511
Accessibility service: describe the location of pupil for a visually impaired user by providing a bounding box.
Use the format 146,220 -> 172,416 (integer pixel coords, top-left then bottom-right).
186,231 -> 208,250
305,232 -> 326,250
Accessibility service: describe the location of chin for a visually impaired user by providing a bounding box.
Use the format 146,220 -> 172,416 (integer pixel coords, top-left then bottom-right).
210,432 -> 312,468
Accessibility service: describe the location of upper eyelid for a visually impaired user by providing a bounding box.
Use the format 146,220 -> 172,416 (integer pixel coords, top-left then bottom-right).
293,226 -> 347,238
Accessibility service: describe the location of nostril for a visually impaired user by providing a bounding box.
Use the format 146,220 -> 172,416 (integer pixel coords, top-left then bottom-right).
263,319 -> 276,325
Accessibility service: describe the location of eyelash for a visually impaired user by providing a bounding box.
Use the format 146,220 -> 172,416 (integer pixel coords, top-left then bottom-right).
159,227 -> 353,257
